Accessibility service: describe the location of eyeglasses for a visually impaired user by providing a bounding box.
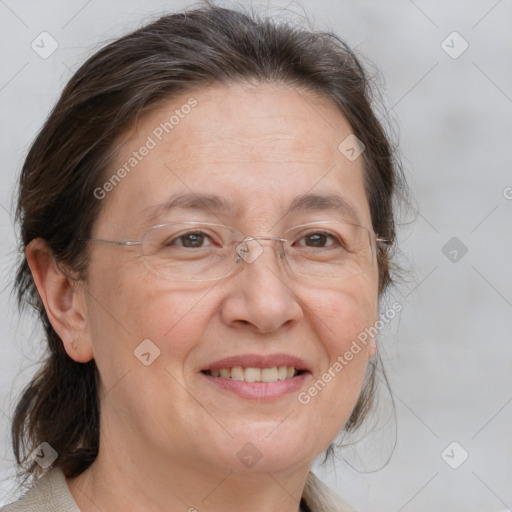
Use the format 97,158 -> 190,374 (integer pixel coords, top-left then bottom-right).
82,221 -> 388,282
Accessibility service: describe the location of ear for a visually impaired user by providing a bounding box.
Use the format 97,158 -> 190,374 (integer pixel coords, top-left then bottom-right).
368,304 -> 379,359
368,339 -> 377,359
26,238 -> 94,363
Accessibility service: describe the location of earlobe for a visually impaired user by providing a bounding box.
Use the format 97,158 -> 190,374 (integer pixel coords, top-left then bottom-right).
66,334 -> 92,363
25,238 -> 94,363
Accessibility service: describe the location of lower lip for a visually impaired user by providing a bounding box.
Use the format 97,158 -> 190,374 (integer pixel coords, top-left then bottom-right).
201,372 -> 310,400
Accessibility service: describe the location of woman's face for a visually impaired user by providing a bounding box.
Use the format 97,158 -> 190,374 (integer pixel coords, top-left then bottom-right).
82,83 -> 380,475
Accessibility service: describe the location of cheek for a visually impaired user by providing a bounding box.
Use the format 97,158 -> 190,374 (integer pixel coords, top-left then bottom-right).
129,285 -> 215,360
84,270 -> 218,434
88,263 -> 215,370
306,275 -> 379,356
300,276 -> 378,425
82,259 -> 204,388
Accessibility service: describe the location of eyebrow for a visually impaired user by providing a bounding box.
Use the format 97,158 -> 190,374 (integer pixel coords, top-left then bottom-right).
143,193 -> 239,224
143,192 -> 363,225
288,193 -> 363,225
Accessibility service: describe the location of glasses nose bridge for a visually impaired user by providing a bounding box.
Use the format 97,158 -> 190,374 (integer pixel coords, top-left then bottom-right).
234,235 -> 287,265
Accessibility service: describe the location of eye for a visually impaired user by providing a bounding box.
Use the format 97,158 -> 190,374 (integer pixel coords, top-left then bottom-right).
166,231 -> 216,249
295,231 -> 341,249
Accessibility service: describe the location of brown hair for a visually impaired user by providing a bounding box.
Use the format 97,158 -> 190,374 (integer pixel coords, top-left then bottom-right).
12,4 -> 404,483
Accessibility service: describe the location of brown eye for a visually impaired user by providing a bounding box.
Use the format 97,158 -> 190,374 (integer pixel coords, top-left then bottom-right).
179,232 -> 207,248
304,233 -> 330,247
296,232 -> 338,248
165,231 -> 214,249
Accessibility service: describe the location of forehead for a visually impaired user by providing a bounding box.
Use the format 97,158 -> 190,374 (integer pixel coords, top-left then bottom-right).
95,83 -> 371,234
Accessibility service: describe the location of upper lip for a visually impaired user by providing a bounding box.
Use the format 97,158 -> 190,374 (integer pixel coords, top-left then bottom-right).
201,354 -> 310,372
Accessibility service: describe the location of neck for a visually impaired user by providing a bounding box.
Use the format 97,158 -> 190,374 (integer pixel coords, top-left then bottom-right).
66,425 -> 312,512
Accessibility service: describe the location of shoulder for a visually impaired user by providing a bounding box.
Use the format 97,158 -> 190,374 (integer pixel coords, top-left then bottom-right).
303,471 -> 358,512
1,468 -> 80,512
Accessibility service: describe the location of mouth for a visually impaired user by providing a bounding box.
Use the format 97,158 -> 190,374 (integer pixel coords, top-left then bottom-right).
201,366 -> 306,383
200,354 -> 310,400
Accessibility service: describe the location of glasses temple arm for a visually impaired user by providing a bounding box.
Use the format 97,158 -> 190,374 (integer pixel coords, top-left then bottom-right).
79,238 -> 142,247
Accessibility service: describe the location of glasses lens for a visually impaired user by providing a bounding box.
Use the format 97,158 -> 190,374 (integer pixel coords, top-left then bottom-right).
141,223 -> 241,281
139,221 -> 375,281
283,221 -> 374,279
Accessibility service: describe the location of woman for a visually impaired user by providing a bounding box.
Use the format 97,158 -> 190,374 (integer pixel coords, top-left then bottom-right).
3,4 -> 403,511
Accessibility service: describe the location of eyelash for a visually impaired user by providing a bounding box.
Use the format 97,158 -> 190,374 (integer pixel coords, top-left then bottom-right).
169,230 -> 343,249
294,231 -> 341,248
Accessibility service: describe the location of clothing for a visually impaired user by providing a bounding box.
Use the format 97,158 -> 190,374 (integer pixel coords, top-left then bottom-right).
2,468 -> 356,511
1,468 -> 80,512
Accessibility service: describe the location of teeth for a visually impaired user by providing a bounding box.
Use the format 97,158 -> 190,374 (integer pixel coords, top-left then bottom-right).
231,366 -> 244,381
207,366 -> 299,382
245,367 -> 261,382
261,367 -> 278,382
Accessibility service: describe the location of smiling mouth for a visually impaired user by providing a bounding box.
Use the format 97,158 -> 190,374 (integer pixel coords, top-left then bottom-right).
201,366 -> 306,383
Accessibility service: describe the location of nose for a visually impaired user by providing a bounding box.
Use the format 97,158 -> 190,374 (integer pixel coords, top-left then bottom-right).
220,239 -> 303,334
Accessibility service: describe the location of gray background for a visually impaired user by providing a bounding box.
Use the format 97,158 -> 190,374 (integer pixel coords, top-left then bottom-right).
1,0 -> 511,510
